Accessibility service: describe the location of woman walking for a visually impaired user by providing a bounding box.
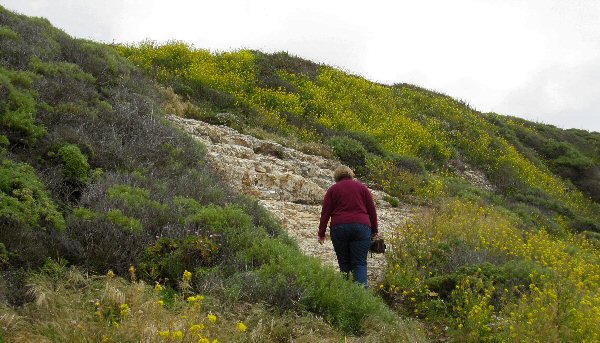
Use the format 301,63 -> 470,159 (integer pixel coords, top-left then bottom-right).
318,165 -> 378,288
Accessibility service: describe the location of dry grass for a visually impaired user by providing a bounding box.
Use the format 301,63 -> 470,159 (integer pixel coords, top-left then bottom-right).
0,265 -> 427,343
159,86 -> 198,117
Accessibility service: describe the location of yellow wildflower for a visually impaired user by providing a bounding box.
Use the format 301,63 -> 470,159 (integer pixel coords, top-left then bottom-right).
107,270 -> 115,278
236,322 -> 247,333
120,303 -> 130,317
198,338 -> 209,343
155,282 -> 164,293
183,270 -> 192,281
172,331 -> 184,340
190,324 -> 205,334
187,295 -> 205,303
158,330 -> 170,338
207,313 -> 217,323
157,300 -> 164,307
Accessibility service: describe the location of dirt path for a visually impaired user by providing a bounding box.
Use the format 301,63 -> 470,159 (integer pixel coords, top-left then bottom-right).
170,116 -> 414,284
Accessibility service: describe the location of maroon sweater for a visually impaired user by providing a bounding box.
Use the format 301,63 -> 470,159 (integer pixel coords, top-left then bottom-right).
318,177 -> 378,238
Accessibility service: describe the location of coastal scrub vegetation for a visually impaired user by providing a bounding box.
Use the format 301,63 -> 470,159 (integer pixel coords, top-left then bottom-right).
1,4 -> 599,342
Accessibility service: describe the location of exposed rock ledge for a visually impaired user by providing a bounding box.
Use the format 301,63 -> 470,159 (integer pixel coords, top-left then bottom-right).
169,115 -> 413,283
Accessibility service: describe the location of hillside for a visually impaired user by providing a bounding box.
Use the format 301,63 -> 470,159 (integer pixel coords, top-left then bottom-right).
114,43 -> 600,341
1,5 -> 600,342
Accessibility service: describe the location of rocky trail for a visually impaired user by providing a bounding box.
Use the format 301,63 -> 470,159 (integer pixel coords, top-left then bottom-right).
170,115 -> 414,283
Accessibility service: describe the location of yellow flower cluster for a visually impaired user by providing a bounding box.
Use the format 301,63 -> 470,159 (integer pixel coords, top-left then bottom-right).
183,270 -> 192,282
236,322 -> 247,333
158,330 -> 183,340
119,303 -> 130,317
385,199 -> 600,341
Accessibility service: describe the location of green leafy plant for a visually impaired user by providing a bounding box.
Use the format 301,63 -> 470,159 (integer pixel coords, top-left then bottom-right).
0,66 -> 46,144
0,158 -> 65,230
57,144 -> 90,182
106,209 -> 142,232
328,136 -> 368,172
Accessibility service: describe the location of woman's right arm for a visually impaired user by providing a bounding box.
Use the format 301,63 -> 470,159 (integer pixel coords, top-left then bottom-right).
318,188 -> 333,239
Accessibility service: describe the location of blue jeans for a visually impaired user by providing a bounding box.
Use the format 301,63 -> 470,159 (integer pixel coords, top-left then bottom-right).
330,223 -> 372,288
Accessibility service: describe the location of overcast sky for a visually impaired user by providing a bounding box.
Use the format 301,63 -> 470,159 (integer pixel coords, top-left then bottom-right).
3,0 -> 600,132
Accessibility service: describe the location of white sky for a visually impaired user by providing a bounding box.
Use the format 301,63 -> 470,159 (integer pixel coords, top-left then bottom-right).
3,0 -> 600,132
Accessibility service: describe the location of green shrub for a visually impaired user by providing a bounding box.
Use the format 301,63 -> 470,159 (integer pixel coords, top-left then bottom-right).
384,195 -> 400,207
57,144 -> 90,182
71,207 -> 98,221
328,136 -> 368,172
30,57 -> 100,107
443,176 -> 487,200
343,130 -> 387,157
581,230 -> 600,242
510,187 -> 571,216
107,184 -> 165,211
0,158 -> 65,231
509,202 -> 565,235
106,209 -> 142,232
386,153 -> 426,174
489,159 -> 526,193
139,236 -> 219,284
235,194 -> 286,239
0,135 -> 8,153
0,25 -> 19,40
425,260 -> 545,300
254,50 -> 320,91
181,204 -> 257,253
418,141 -> 450,167
0,66 -> 46,144
236,238 -> 396,333
173,200 -> 399,334
62,40 -> 126,87
29,56 -> 96,83
552,152 -> 594,177
366,156 -> 424,198
570,217 -> 600,234
540,141 -> 573,159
